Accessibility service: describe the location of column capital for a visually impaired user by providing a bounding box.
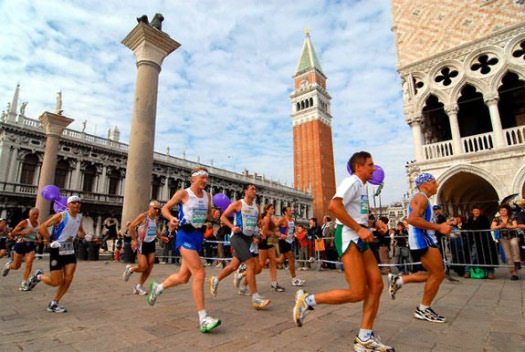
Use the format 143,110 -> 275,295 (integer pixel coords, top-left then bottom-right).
39,112 -> 74,136
406,114 -> 423,126
122,22 -> 180,67
484,94 -> 499,105
445,104 -> 459,114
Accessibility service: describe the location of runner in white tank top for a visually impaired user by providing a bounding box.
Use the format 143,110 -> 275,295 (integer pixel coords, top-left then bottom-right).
146,167 -> 221,334
2,208 -> 40,291
28,195 -> 86,313
122,200 -> 167,296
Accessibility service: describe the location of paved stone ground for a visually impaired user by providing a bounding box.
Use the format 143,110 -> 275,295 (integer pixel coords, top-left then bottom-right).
1,259 -> 524,352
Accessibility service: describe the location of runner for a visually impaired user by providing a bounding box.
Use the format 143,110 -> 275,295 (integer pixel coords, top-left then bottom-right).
293,151 -> 394,352
258,204 -> 285,292
0,218 -> 10,259
276,206 -> 305,287
208,183 -> 271,310
2,208 -> 40,291
122,200 -> 167,295
145,167 -> 221,333
388,172 -> 452,323
26,195 -> 86,313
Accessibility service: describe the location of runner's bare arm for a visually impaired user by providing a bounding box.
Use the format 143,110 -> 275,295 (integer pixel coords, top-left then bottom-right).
408,194 -> 451,235
328,197 -> 373,242
38,213 -> 63,241
162,189 -> 186,227
128,213 -> 147,242
11,219 -> 29,237
220,200 -> 242,232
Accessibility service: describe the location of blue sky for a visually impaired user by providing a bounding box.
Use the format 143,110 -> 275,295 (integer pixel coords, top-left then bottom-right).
0,0 -> 414,204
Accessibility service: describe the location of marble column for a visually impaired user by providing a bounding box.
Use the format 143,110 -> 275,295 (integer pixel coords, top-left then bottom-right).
7,147 -> 19,183
445,104 -> 463,155
120,18 -> 180,232
72,160 -> 82,190
408,115 -> 424,161
485,95 -> 505,148
35,112 -> 73,221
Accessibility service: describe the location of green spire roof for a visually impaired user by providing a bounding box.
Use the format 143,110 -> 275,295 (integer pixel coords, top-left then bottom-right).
295,28 -> 324,76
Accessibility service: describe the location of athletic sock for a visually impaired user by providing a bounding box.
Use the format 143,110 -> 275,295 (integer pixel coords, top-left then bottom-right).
419,304 -> 430,311
396,276 -> 404,287
305,294 -> 317,307
156,283 -> 164,294
358,329 -> 373,341
198,310 -> 207,322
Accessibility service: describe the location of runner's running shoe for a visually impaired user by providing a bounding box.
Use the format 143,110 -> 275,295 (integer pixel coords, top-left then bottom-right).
209,276 -> 219,297
387,273 -> 401,300
293,289 -> 313,327
199,316 -> 221,333
353,333 -> 395,352
414,306 -> 446,323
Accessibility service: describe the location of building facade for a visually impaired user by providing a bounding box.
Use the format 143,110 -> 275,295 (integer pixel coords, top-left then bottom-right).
291,30 -> 336,221
392,0 -> 525,217
0,86 -> 312,233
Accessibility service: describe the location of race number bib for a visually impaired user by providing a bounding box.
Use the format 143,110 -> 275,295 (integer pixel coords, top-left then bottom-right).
59,240 -> 75,256
360,194 -> 369,215
191,208 -> 207,227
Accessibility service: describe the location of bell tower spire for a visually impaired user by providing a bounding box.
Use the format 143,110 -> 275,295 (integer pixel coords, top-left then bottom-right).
291,30 -> 336,220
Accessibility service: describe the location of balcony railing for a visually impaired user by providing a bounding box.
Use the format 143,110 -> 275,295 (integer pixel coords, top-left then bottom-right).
461,132 -> 494,153
504,125 -> 525,147
423,140 -> 454,160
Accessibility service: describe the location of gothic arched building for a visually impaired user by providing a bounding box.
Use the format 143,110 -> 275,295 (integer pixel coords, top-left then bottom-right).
392,0 -> 525,216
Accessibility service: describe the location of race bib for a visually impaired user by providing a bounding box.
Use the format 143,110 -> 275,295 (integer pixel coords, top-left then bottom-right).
191,208 -> 207,227
360,194 -> 369,214
59,240 -> 75,256
244,214 -> 258,232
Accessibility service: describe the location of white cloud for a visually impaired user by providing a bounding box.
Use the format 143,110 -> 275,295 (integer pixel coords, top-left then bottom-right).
0,0 -> 414,204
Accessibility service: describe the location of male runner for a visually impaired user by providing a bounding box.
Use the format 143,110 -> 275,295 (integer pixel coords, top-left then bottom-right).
27,196 -> 85,313
146,167 -> 221,333
2,208 -> 39,291
293,151 -> 394,352
209,184 -> 271,310
388,173 -> 452,323
276,206 -> 305,287
122,200 -> 167,295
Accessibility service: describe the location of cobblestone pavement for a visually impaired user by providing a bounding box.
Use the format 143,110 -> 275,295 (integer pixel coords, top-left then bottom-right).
1,259 -> 524,351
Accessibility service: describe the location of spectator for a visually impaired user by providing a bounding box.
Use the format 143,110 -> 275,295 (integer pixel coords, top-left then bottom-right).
102,215 -> 119,252
492,204 -> 520,280
374,216 -> 391,274
202,222 -> 215,266
307,217 -> 322,263
215,218 -> 232,268
295,224 -> 309,270
514,199 -> 525,261
122,221 -> 136,264
448,215 -> 468,277
464,206 -> 498,279
161,221 -> 176,264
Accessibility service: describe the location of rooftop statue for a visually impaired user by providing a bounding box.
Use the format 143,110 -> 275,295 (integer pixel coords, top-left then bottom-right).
136,13 -> 164,31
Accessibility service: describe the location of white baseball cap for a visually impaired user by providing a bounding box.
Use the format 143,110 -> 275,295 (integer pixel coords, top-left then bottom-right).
67,195 -> 81,203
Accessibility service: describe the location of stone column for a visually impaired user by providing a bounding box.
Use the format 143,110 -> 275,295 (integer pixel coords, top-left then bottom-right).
7,147 -> 19,183
485,95 -> 505,148
445,104 -> 463,155
35,112 -> 74,221
408,115 -> 424,161
97,165 -> 108,193
162,176 -> 170,201
120,19 -> 180,232
72,160 -> 82,190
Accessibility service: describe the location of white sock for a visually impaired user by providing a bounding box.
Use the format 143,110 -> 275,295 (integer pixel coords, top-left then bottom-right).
156,283 -> 164,294
419,304 -> 430,311
305,294 -> 317,307
358,329 -> 373,341
396,277 -> 404,286
252,292 -> 262,300
198,310 -> 207,322
271,281 -> 277,286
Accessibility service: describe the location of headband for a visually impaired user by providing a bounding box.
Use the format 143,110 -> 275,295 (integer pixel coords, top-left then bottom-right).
415,173 -> 435,187
191,170 -> 208,177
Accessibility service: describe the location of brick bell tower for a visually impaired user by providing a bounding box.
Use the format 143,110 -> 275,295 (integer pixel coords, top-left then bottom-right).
291,28 -> 336,221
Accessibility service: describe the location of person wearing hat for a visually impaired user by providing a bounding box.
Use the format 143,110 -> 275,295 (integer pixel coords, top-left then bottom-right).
2,208 -> 40,291
387,173 -> 452,323
26,195 -> 86,313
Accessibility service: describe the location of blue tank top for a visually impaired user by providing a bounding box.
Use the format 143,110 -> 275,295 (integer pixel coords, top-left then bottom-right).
408,192 -> 438,249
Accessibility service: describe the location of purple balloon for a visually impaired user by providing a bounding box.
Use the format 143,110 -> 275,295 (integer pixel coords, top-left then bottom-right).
369,165 -> 385,186
213,193 -> 231,212
41,185 -> 61,202
53,196 -> 68,213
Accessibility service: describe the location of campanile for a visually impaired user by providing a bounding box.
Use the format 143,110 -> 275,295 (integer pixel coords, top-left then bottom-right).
291,29 -> 336,221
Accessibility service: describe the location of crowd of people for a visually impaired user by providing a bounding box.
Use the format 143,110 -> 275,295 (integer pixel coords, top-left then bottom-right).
1,151 -> 524,351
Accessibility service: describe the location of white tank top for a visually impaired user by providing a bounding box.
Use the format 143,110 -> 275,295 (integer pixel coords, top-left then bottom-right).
52,211 -> 82,243
234,199 -> 259,236
179,188 -> 208,229
23,219 -> 39,242
138,216 -> 157,243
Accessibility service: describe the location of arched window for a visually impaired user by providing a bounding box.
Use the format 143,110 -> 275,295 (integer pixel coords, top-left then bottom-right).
296,102 -> 300,111
20,154 -> 38,185
457,84 -> 492,137
309,97 -> 314,107
83,165 -> 97,193
108,169 -> 121,195
54,160 -> 70,189
498,72 -> 525,129
422,95 -> 451,144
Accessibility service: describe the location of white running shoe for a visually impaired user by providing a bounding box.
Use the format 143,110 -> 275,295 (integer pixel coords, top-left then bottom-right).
293,289 -> 313,327
238,284 -> 249,296
233,271 -> 243,288
292,277 -> 305,286
209,276 -> 219,297
387,273 -> 401,300
252,296 -> 271,310
2,260 -> 12,277
122,264 -> 133,282
199,316 -> 221,333
133,285 -> 147,296
147,281 -> 162,306
354,333 -> 395,352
